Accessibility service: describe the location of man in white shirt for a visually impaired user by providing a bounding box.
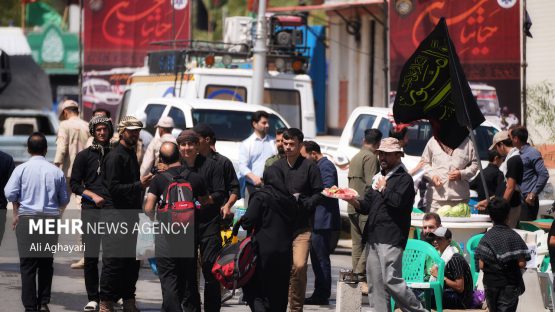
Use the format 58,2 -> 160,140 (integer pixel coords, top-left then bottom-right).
140,116 -> 176,177
238,110 -> 276,204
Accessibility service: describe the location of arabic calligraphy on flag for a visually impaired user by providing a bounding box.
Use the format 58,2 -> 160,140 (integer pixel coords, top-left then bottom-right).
393,17 -> 485,150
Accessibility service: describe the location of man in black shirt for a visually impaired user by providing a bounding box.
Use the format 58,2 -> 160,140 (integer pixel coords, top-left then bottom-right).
177,129 -> 226,312
470,149 -> 505,201
272,128 -> 323,311
70,116 -> 113,312
99,116 -> 154,312
144,142 -> 209,311
193,123 -> 240,219
478,131 -> 523,228
344,138 -> 426,312
0,149 -> 15,247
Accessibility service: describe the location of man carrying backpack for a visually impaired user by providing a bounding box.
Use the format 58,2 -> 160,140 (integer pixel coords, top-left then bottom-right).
144,142 -> 210,312
177,130 -> 227,311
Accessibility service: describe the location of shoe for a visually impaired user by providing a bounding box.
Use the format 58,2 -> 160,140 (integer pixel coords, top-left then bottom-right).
84,301 -> 99,311
122,298 -> 140,312
360,281 -> 369,296
304,296 -> 329,305
71,258 -> 85,269
99,300 -> 115,312
39,304 -> 50,312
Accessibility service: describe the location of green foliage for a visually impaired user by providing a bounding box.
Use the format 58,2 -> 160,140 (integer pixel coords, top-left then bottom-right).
527,81 -> 555,142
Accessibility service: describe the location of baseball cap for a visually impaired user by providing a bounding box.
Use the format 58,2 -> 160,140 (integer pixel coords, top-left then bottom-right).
489,130 -> 510,150
58,100 -> 79,116
118,116 -> 143,131
430,227 -> 452,239
376,137 -> 404,155
156,116 -> 175,128
177,129 -> 200,144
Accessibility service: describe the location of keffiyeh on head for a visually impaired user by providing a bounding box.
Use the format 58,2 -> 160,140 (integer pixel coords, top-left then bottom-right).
89,116 -> 114,175
89,116 -> 114,138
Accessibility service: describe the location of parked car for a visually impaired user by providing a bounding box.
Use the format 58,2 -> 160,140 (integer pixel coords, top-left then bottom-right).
0,109 -> 58,164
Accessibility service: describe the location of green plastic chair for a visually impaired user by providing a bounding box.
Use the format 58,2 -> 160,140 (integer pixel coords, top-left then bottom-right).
466,233 -> 485,287
391,239 -> 445,312
518,222 -> 542,232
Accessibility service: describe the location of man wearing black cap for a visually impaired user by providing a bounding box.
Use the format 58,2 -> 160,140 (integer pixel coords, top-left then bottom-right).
193,123 -> 240,219
177,129 -> 227,311
99,116 -> 154,312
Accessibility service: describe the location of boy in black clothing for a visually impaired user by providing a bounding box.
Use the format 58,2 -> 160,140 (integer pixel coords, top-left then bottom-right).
475,197 -> 530,312
470,149 -> 505,201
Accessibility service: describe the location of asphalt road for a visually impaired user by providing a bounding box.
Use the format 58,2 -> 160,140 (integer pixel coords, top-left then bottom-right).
0,201 -> 358,312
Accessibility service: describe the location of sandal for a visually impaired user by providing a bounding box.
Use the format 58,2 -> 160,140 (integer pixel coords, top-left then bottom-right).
84,301 -> 99,311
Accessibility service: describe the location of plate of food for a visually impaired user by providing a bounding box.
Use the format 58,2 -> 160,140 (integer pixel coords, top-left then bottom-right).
322,186 -> 358,200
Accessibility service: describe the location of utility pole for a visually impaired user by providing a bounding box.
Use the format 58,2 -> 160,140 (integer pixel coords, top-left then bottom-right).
251,0 -> 267,105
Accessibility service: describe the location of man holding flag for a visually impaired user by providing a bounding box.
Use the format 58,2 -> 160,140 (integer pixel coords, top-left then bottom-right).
393,17 -> 487,213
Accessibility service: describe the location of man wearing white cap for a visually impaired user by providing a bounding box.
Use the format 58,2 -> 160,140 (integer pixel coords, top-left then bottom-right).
140,116 -> 176,177
344,138 -> 426,312
54,100 -> 90,184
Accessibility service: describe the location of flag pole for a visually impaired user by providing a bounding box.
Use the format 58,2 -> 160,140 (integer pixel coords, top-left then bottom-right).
444,22 -> 490,202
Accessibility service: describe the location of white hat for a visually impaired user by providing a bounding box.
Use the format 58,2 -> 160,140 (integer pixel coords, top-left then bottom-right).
156,116 -> 175,128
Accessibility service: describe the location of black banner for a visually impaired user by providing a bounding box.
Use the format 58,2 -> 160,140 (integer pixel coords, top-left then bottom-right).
393,17 -> 485,150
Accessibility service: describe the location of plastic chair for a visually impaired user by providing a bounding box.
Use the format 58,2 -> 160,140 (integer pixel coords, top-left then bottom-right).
412,207 -> 424,214
466,233 -> 485,287
519,222 -> 543,232
391,239 -> 445,312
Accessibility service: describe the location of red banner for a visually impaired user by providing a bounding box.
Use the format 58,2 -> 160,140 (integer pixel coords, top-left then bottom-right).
390,0 -> 521,126
83,0 -> 190,70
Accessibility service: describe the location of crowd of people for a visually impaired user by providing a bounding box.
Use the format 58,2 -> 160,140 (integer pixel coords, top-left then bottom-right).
0,99 -> 553,312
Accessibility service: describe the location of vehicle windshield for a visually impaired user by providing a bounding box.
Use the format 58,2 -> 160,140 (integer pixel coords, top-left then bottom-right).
403,121 -> 497,160
93,84 -> 111,93
191,109 -> 287,141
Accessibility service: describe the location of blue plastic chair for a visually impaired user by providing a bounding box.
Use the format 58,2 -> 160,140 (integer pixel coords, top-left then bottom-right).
391,239 -> 445,312
466,233 -> 484,287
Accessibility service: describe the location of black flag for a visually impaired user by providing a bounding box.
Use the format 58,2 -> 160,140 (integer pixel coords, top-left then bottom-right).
393,17 -> 485,150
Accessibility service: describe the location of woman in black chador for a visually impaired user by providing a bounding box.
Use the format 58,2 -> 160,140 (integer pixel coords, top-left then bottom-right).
241,165 -> 297,312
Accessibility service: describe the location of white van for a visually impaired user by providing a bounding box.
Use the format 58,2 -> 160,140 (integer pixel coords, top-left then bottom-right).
122,67 -> 316,138
82,78 -> 120,111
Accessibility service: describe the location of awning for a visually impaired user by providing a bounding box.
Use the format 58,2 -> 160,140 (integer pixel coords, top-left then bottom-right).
268,0 -> 384,13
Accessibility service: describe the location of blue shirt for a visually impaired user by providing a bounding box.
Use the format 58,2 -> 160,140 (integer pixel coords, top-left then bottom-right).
4,156 -> 69,216
0,150 -> 15,210
519,144 -> 549,196
238,133 -> 276,184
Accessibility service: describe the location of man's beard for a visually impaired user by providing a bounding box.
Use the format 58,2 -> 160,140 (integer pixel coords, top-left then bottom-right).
277,147 -> 285,155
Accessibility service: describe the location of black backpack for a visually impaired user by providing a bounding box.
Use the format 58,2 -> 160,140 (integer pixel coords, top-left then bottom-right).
157,170 -> 197,228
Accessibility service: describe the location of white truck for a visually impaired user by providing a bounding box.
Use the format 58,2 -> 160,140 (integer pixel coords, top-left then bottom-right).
318,107 -> 500,219
0,109 -> 58,164
121,66 -> 316,138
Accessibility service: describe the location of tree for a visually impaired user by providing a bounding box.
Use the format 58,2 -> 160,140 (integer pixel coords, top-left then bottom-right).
527,81 -> 555,143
